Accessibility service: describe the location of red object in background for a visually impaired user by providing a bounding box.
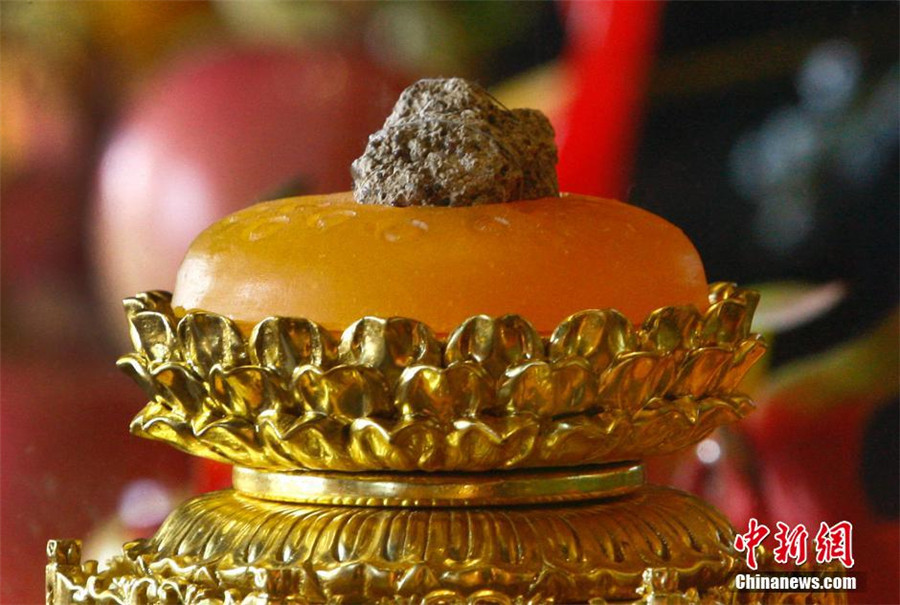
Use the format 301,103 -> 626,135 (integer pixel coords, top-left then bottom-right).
740,399 -> 899,604
2,173 -> 86,287
1,42 -> 93,292
91,46 -> 407,332
194,458 -> 233,494
556,0 -> 663,200
658,418 -> 898,604
91,45 -> 407,494
653,311 -> 900,604
0,358 -> 189,605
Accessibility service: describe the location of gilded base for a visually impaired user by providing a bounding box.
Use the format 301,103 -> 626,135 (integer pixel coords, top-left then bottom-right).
48,485 -> 744,603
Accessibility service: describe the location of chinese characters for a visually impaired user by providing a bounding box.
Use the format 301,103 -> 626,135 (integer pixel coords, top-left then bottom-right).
734,519 -> 854,569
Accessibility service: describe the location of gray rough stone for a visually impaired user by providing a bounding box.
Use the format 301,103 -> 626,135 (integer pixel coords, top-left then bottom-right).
352,78 -> 559,207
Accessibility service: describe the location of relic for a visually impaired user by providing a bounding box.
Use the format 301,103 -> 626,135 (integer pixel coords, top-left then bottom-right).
48,79 -> 843,604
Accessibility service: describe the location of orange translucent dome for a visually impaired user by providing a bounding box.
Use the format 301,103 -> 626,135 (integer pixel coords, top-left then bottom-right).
172,192 -> 708,334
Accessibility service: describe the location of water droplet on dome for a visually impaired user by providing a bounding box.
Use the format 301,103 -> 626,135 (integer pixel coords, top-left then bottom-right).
471,214 -> 512,234
380,218 -> 429,243
307,208 -> 357,231
247,213 -> 291,241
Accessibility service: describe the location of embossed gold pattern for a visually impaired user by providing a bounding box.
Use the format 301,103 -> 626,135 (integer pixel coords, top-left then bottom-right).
122,284 -> 764,472
50,486 -> 739,603
46,488 -> 846,604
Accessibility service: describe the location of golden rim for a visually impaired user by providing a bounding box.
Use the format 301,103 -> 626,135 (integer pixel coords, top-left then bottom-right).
231,462 -> 645,507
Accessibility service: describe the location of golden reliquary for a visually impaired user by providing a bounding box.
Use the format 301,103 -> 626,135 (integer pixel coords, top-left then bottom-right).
47,79 -> 846,605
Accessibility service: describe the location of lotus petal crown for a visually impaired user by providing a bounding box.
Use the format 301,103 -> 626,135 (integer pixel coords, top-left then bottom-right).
121,283 -> 764,472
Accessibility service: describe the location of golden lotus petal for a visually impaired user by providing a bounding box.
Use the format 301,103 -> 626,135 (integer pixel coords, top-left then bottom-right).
670,347 -> 734,398
117,354 -> 157,401
549,309 -> 635,374
696,398 -> 752,435
129,400 -> 171,435
707,281 -> 739,303
447,416 -> 540,469
498,359 -> 598,417
117,286 -> 766,472
639,305 -> 701,353
722,284 -> 760,311
131,414 -> 192,453
255,404 -> 300,437
599,352 -> 670,413
628,401 -> 702,456
384,418 -> 447,471
256,412 -> 311,468
131,411 -> 234,464
123,290 -> 175,321
348,417 -> 415,470
256,409 -> 305,460
395,362 -> 495,423
267,416 -> 351,470
292,364 -> 393,420
177,312 -> 249,376
250,316 -> 338,377
538,413 -> 628,465
147,362 -> 206,418
127,310 -> 177,364
700,297 -> 756,346
190,418 -> 258,466
443,420 -> 506,468
209,365 -> 279,419
445,314 -> 545,379
339,317 -> 442,384
728,394 -> 756,418
717,335 -> 767,393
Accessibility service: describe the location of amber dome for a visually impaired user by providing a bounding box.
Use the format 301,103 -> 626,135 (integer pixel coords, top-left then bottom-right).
172,191 -> 708,334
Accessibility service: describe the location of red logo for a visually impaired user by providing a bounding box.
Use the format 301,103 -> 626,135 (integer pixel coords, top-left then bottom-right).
815,521 -> 855,568
734,517 -> 770,570
773,521 -> 810,565
734,519 -> 855,569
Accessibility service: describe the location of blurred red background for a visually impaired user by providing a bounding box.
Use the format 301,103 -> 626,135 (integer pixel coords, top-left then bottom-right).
2,2 -> 896,603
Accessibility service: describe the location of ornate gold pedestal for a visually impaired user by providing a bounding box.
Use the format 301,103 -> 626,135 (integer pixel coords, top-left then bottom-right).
47,285 -> 845,603
48,481 -> 741,604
